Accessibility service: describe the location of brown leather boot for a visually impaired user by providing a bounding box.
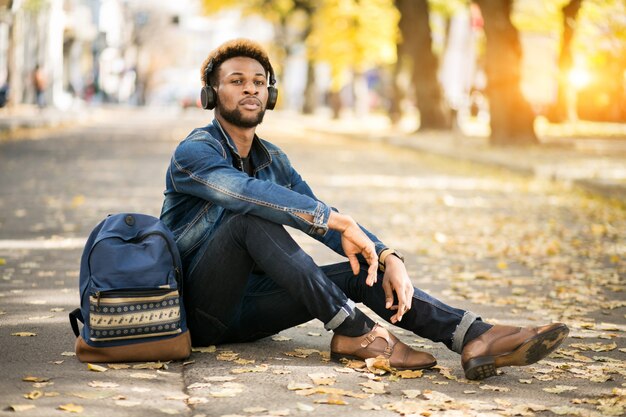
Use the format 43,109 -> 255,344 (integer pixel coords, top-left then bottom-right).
461,322 -> 569,380
330,323 -> 437,370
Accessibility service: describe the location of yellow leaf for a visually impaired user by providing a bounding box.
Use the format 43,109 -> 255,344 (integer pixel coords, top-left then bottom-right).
22,376 -> 50,383
497,261 -> 508,270
0,258 -> 6,265
231,364 -> 268,374
191,345 -> 216,353
365,356 -> 393,375
12,332 -> 37,337
87,381 -> 119,388
23,390 -> 43,400
394,369 -> 423,379
297,403 -> 315,412
8,404 -> 36,412
87,363 -> 107,372
70,195 -> 85,208
58,403 -> 84,413
233,358 -> 255,365
288,382 -> 314,391
107,363 -> 130,369
243,407 -> 267,413
308,372 -> 336,386
359,380 -> 386,394
271,335 -> 292,341
132,362 -> 167,370
543,385 -> 578,394
315,395 -> 347,405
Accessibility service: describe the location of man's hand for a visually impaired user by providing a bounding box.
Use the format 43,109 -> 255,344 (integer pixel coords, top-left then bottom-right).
328,212 -> 378,286
382,255 -> 414,323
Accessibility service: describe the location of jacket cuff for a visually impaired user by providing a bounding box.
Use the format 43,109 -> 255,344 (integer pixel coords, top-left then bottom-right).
309,201 -> 330,237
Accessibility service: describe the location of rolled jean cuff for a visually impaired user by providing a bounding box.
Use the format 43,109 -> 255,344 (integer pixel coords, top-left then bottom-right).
324,299 -> 356,331
451,311 -> 479,353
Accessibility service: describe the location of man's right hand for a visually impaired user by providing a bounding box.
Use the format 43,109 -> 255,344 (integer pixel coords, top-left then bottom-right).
328,212 -> 378,286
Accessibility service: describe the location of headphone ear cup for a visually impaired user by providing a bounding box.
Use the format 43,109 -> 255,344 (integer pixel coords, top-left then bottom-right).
200,86 -> 216,110
267,86 -> 278,110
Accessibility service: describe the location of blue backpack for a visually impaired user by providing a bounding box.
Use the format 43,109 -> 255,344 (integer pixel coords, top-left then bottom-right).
69,213 -> 191,363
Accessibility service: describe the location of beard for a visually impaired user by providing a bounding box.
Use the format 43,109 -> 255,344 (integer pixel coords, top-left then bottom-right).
217,97 -> 266,128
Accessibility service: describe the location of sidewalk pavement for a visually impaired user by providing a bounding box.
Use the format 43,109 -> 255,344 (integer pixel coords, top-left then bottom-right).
291,112 -> 626,203
2,105 -> 626,202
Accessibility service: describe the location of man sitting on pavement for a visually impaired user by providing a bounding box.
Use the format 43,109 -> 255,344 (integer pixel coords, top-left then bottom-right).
160,38 -> 569,380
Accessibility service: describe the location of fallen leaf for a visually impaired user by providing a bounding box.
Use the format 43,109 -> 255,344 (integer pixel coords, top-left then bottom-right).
58,403 -> 84,413
519,379 -> 533,384
11,332 -> 36,337
192,345 -> 216,353
307,332 -> 321,337
297,402 -> 315,412
107,364 -> 130,370
115,400 -> 141,407
132,362 -> 167,370
402,389 -> 421,399
570,342 -> 617,352
315,395 -> 347,405
233,358 -> 255,365
131,387 -> 151,393
22,376 -> 49,383
308,373 -> 336,386
87,363 -> 107,373
187,382 -> 212,390
543,385 -> 578,394
288,382 -> 314,391
159,409 -> 180,415
87,381 -> 119,388
129,373 -> 157,379
272,335 -> 292,342
7,404 -> 36,412
231,364 -> 268,374
394,369 -> 423,379
50,307 -> 65,312
217,351 -> 239,361
480,385 -> 510,392
23,390 -> 43,400
365,357 -> 393,375
295,387 -> 369,399
61,352 -> 76,357
360,380 -> 387,394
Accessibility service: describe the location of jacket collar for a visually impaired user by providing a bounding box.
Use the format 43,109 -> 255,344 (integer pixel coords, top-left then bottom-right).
211,119 -> 272,172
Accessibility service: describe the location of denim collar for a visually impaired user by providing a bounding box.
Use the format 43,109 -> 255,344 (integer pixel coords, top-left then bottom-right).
212,119 -> 272,173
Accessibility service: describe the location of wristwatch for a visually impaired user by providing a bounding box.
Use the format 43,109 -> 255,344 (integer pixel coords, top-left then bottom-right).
378,248 -> 404,272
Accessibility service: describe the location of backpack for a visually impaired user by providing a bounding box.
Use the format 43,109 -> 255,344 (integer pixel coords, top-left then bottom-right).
69,213 -> 191,363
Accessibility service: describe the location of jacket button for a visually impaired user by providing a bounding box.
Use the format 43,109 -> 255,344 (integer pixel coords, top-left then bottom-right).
315,227 -> 325,235
125,215 -> 135,226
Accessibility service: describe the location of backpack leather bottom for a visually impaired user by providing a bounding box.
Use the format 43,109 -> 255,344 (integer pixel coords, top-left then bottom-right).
75,330 -> 191,363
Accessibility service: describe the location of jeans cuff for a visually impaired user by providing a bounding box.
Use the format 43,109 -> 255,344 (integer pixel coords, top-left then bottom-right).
451,311 -> 479,353
324,299 -> 356,331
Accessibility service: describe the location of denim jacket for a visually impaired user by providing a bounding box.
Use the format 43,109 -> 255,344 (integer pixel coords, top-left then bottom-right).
160,119 -> 387,269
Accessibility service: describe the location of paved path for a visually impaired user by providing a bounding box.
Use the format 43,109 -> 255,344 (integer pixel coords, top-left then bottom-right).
0,108 -> 624,416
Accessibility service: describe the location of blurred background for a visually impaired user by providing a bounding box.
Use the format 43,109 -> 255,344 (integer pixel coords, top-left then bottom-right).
0,0 -> 624,145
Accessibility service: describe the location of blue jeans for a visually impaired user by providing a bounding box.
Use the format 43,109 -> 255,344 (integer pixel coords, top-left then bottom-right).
184,214 -> 478,353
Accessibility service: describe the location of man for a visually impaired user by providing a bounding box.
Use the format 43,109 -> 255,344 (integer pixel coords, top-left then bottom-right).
160,39 -> 568,380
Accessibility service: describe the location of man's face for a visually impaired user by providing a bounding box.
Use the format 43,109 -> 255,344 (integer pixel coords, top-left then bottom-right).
214,56 -> 268,128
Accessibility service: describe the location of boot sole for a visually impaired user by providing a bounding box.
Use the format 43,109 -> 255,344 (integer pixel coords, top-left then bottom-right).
464,324 -> 569,380
330,352 -> 437,371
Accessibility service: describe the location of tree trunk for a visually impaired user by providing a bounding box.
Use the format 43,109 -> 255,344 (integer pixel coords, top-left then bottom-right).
475,0 -> 538,146
395,0 -> 451,130
302,59 -> 316,114
548,0 -> 583,122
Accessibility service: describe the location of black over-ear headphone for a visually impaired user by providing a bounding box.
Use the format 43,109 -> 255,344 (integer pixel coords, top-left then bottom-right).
200,58 -> 278,111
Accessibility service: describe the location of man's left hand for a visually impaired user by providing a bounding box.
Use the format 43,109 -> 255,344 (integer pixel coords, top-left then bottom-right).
382,255 -> 414,323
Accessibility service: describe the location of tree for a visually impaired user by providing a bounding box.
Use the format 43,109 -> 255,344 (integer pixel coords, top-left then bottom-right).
308,0 -> 399,118
393,0 -> 452,130
548,0 -> 583,122
474,0 -> 538,146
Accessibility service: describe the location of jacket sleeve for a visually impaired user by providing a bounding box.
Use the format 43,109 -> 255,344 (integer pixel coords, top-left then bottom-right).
289,163 -> 388,258
169,135 -> 330,236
